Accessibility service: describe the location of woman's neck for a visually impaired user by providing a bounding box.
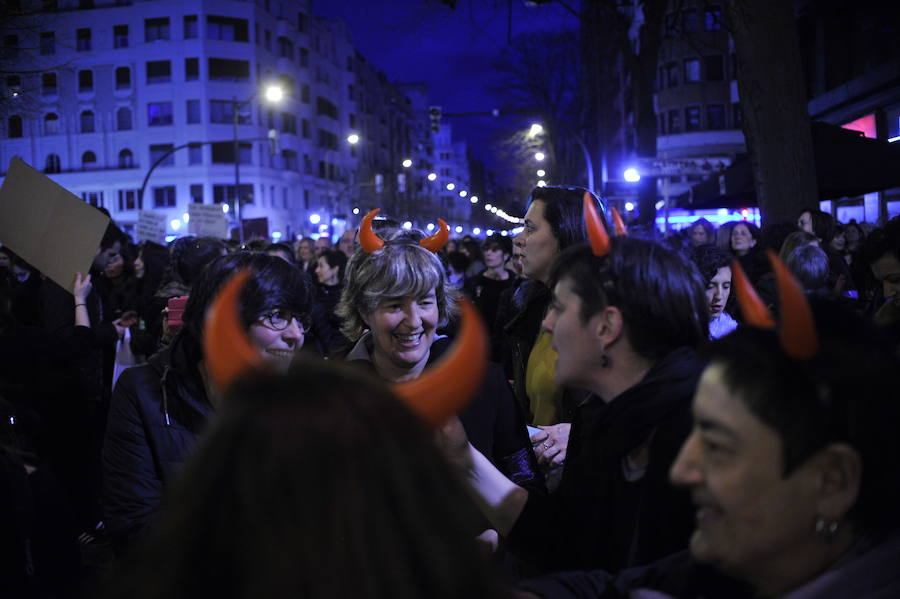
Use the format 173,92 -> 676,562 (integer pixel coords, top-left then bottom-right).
483,265 -> 509,281
371,346 -> 429,383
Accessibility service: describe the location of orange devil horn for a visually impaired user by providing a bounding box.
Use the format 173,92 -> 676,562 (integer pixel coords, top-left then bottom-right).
583,192 -> 611,256
766,250 -> 818,359
611,208 -> 628,236
731,259 -> 775,329
359,209 -> 385,253
204,270 -> 265,392
419,218 -> 450,252
392,299 -> 488,428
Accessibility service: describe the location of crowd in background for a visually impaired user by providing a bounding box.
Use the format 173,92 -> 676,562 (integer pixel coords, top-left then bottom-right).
1,190 -> 899,599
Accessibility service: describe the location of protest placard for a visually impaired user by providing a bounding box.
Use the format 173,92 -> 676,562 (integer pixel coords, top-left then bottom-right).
0,157 -> 109,292
136,210 -> 167,244
188,203 -> 228,238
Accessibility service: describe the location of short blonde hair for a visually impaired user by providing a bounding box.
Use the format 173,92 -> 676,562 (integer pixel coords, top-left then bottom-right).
336,229 -> 459,340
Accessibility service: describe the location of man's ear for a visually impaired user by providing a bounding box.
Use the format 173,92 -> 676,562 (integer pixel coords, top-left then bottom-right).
594,305 -> 625,349
810,443 -> 862,522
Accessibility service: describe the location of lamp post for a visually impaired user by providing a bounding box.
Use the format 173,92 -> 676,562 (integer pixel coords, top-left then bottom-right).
232,84 -> 284,243
531,122 -> 595,193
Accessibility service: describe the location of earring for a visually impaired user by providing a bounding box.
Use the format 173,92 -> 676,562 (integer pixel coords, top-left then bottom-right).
814,517 -> 839,541
600,353 -> 610,368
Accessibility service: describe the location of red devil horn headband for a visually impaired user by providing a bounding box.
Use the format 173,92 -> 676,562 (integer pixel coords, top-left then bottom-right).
732,250 -> 818,359
583,192 -> 611,256
358,208 -> 449,254
611,207 -> 628,236
203,270 -> 488,426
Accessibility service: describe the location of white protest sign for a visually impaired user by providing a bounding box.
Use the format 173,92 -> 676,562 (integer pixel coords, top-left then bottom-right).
136,210 -> 167,244
0,157 -> 108,292
188,203 -> 228,238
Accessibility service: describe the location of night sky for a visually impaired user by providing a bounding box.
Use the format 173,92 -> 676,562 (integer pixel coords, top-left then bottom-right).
312,0 -> 579,172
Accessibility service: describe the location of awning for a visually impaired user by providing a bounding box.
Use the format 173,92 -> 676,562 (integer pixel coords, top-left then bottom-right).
679,122 -> 900,210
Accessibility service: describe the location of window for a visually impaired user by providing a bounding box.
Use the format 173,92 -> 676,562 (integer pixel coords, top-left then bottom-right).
211,142 -> 251,164
297,11 -> 306,32
80,110 -> 95,133
78,69 -> 93,92
301,118 -> 310,138
44,113 -> 59,134
190,184 -> 203,203
40,32 -> 55,55
658,113 -> 667,136
704,6 -> 722,31
707,105 -> 726,130
118,189 -> 138,211
347,84 -> 354,101
282,149 -> 297,170
113,24 -> 128,48
208,58 -> 249,81
153,186 -> 176,207
685,106 -> 702,131
147,102 -> 173,126
184,15 -> 198,39
303,153 -> 312,174
207,15 -> 249,41
317,129 -> 338,150
150,144 -> 175,166
705,55 -> 724,82
301,84 -> 309,103
7,116 -> 22,138
45,154 -> 61,173
118,149 -> 134,168
185,57 -> 199,80
82,151 -> 97,168
42,72 -> 57,95
115,66 -> 130,89
116,107 -> 132,130
210,100 -> 249,124
682,9 -> 701,33
733,103 -> 743,128
5,76 -> 21,98
186,99 -> 201,124
316,97 -> 338,119
188,142 -> 202,164
213,184 -> 252,204
146,60 -> 171,83
264,29 -> 271,51
668,109 -> 681,134
299,47 -> 308,67
347,55 -> 353,71
277,36 -> 293,60
82,192 -> 103,208
281,112 -> 296,134
665,61 -> 678,88
3,35 -> 19,60
76,28 -> 91,51
145,17 -> 170,42
684,58 -> 701,83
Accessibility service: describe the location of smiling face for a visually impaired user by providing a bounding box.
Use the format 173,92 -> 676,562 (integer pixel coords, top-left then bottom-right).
248,309 -> 305,372
706,266 -> 732,317
670,364 -> 824,585
731,224 -> 756,256
521,200 -> 560,283
364,291 -> 438,379
542,277 -> 603,390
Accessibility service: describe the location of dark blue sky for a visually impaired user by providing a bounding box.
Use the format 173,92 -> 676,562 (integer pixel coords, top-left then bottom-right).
312,0 -> 579,169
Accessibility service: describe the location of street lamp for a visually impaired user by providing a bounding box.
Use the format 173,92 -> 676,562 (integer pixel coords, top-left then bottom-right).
233,83 -> 284,242
529,123 -> 543,137
623,167 -> 641,183
536,169 -> 546,177
459,190 -> 467,197
446,183 -> 456,191
347,133 -> 360,145
537,180 -> 547,187
534,152 -> 545,162
427,172 -> 437,181
401,158 -> 412,168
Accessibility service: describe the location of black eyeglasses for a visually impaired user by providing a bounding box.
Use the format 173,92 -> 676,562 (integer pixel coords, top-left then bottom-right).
257,309 -> 305,331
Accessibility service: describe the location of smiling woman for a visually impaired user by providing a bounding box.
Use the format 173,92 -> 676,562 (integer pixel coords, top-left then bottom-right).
337,224 -> 543,496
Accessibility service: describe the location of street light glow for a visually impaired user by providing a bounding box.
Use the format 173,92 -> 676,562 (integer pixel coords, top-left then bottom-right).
182,212 -> 190,223
455,225 -> 463,234
473,227 -> 481,235
402,221 -> 413,230
352,207 -> 360,215
484,203 -> 492,210
222,203 -> 230,213
309,213 -> 321,224
625,202 -> 635,212
426,223 -> 435,231
170,219 -> 182,231
272,231 -> 282,240
536,169 -> 545,177
446,183 -> 455,191
537,180 -> 546,187
402,158 -> 413,168
486,229 -> 493,236
346,133 -> 360,145
623,167 -> 641,183
490,207 -> 498,213
529,123 -> 543,137
470,196 -> 478,204
263,84 -> 285,103
459,190 -> 467,197
427,172 -> 437,181
534,152 -> 545,161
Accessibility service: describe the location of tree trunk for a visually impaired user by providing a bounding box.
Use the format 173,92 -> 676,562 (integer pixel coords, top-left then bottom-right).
726,0 -> 819,227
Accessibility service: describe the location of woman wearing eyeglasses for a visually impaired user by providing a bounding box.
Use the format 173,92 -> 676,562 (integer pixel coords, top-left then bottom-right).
101,253 -> 312,555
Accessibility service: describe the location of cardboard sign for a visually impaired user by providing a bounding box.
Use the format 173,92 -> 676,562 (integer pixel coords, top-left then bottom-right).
0,157 -> 109,292
136,210 -> 167,244
188,203 -> 228,238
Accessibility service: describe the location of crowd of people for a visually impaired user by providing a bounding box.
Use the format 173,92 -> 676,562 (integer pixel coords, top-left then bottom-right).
1,189 -> 899,598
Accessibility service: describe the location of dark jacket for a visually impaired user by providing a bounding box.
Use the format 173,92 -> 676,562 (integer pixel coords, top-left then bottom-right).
518,533 -> 900,598
508,347 -> 701,575
313,282 -> 350,355
101,335 -> 214,553
501,281 -> 587,424
344,334 -> 544,494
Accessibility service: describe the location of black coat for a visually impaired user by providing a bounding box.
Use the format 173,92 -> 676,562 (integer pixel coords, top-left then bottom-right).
101,336 -> 213,553
508,347 -> 701,575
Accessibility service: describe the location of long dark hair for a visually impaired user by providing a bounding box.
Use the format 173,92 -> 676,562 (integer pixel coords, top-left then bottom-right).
107,361 -> 510,599
528,186 -> 608,252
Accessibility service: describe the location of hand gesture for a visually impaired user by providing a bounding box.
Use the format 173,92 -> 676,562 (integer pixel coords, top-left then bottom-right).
530,422 -> 571,469
73,272 -> 92,304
